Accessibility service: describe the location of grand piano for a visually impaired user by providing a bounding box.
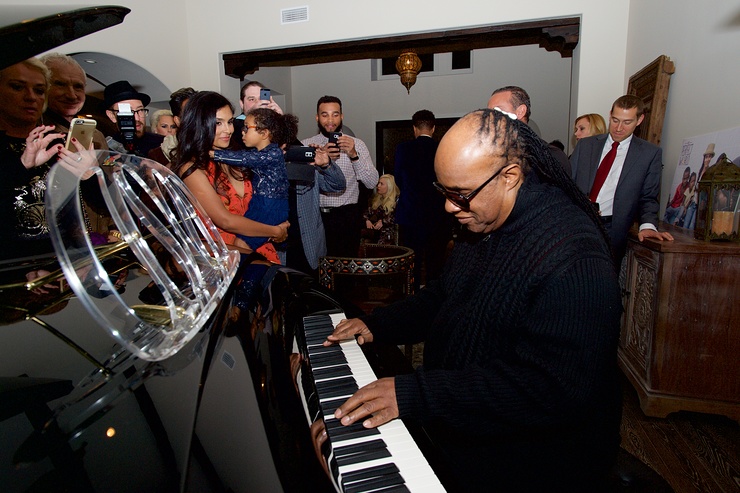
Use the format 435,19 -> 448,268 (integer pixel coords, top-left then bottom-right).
0,7 -> 450,491
0,151 -> 449,492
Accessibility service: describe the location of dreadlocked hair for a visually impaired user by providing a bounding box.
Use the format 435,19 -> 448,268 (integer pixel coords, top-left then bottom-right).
470,108 -> 611,251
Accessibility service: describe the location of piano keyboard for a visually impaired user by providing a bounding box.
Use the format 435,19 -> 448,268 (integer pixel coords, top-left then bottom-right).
301,313 -> 446,493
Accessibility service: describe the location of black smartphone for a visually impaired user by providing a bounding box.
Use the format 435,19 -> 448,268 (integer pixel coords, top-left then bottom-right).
328,132 -> 342,145
285,146 -> 316,162
259,88 -> 271,101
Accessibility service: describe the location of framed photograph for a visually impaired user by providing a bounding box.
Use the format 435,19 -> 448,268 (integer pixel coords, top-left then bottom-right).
627,55 -> 675,146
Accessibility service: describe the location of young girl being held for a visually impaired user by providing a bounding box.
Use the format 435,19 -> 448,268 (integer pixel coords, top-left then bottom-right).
212,108 -> 298,258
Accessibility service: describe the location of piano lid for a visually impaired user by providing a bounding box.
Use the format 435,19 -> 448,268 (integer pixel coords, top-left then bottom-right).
0,5 -> 131,70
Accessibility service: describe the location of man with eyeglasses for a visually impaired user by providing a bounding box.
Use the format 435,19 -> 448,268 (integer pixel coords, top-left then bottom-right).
323,109 -> 623,492
103,80 -> 163,157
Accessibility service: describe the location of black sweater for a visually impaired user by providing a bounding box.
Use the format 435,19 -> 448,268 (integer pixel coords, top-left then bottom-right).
363,174 -> 623,492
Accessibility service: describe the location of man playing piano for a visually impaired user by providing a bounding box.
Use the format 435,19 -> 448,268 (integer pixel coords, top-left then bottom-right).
325,108 -> 623,492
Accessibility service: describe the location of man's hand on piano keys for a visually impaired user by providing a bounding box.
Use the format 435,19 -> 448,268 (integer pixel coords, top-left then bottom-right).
333,377 -> 398,429
323,318 -> 375,346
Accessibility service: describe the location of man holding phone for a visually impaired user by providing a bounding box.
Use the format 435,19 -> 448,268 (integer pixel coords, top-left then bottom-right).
39,53 -> 107,150
302,95 -> 378,257
231,81 -> 284,148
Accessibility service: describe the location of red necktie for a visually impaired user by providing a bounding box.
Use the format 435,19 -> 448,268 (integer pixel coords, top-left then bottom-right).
589,141 -> 619,202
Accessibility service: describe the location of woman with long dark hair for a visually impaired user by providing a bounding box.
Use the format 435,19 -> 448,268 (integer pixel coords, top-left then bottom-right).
172,91 -> 287,264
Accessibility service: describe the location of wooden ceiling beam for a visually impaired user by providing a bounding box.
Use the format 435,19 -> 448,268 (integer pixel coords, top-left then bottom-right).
223,17 -> 579,80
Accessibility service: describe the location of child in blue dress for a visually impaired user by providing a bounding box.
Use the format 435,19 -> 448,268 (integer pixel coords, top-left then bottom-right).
212,108 -> 298,260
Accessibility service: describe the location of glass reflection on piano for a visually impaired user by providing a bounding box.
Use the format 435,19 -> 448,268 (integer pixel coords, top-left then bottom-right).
0,148 -> 240,492
45,150 -> 239,362
0,147 -> 446,491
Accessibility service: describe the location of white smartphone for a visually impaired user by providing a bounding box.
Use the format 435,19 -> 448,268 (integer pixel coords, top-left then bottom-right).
65,118 -> 97,151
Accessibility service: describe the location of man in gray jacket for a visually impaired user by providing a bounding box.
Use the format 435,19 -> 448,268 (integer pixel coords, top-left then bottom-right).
287,156 -> 346,275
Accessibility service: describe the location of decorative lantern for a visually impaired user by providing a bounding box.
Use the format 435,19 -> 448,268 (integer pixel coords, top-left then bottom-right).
395,50 -> 422,94
694,153 -> 740,242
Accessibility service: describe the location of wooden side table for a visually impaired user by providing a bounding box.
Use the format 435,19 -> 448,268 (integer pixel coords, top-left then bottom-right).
619,223 -> 740,422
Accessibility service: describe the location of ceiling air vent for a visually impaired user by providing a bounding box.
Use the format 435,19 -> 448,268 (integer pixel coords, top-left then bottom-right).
281,6 -> 309,24
221,350 -> 236,370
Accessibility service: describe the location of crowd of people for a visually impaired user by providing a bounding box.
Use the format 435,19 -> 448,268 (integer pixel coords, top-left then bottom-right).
1,51 -> 683,490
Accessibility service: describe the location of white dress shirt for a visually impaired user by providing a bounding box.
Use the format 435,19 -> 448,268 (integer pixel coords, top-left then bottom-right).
595,134 -> 656,232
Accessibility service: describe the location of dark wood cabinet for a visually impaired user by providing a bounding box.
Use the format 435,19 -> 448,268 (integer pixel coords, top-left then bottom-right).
619,223 -> 740,422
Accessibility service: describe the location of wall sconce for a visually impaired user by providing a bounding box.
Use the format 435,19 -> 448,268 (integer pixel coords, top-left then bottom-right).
694,153 -> 740,242
395,50 -> 422,94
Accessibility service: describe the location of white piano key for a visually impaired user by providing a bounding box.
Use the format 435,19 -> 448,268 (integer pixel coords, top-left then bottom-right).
303,312 -> 446,492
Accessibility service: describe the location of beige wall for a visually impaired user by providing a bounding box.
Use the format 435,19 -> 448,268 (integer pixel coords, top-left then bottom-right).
6,0 -> 739,211
626,0 -> 740,213
7,0 -> 628,123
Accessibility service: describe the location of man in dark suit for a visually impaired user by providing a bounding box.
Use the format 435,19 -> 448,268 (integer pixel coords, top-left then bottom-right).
571,95 -> 673,264
394,109 -> 451,289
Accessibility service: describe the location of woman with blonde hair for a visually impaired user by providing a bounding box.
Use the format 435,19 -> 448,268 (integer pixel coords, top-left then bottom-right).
150,109 -> 177,136
362,174 -> 400,244
573,113 -> 606,141
0,58 -> 99,259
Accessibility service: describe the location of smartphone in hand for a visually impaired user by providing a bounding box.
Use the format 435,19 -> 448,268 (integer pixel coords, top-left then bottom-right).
65,118 -> 97,151
259,88 -> 271,101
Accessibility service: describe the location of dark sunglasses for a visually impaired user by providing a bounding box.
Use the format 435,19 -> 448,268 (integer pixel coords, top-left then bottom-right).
433,164 -> 508,210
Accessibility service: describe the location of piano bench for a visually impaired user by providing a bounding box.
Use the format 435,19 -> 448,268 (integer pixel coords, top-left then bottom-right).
603,448 -> 674,492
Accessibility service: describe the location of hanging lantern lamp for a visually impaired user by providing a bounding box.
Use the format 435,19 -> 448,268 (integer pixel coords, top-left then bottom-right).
395,50 -> 422,94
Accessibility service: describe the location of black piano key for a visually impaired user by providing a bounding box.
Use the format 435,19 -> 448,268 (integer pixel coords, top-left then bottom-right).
336,447 -> 392,467
341,462 -> 400,483
307,344 -> 343,354
318,386 -> 359,400
308,344 -> 341,355
344,473 -> 406,493
320,397 -> 348,413
316,377 -> 358,399
304,326 -> 333,336
327,427 -> 380,442
312,364 -> 351,379
362,486 -> 412,493
308,344 -> 343,356
335,438 -> 391,466
335,438 -> 387,455
315,373 -> 354,385
303,314 -> 332,325
306,332 -> 334,344
324,419 -> 380,441
308,345 -> 343,357
309,352 -> 348,367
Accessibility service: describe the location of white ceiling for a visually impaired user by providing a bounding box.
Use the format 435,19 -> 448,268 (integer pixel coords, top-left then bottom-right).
70,51 -> 172,107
